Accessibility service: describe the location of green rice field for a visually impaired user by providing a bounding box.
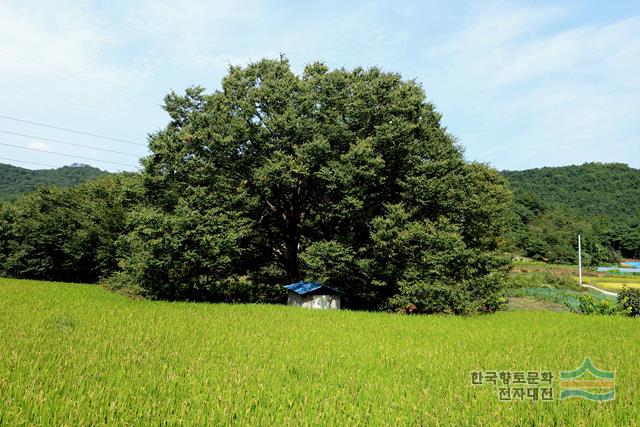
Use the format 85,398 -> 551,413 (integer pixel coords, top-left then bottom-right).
1,278 -> 639,425
582,276 -> 640,292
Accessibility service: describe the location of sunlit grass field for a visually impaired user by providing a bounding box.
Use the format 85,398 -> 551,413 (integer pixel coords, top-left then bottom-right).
1,278 -> 639,425
582,276 -> 640,292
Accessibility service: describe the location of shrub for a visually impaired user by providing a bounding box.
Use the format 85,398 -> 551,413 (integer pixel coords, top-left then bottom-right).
617,287 -> 640,317
571,294 -> 620,315
387,276 -> 509,315
388,281 -> 471,315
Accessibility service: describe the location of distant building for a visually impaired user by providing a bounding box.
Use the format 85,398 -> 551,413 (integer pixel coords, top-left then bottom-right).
284,281 -> 343,309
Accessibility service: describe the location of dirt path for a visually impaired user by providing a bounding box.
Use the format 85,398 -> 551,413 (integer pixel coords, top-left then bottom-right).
581,283 -> 618,297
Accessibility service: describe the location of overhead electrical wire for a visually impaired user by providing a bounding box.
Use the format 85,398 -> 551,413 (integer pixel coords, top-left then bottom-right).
0,130 -> 141,157
0,49 -> 83,78
0,141 -> 139,168
0,157 -> 61,169
0,114 -> 146,147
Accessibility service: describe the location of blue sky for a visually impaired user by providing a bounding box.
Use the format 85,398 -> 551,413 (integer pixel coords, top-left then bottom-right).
0,0 -> 638,172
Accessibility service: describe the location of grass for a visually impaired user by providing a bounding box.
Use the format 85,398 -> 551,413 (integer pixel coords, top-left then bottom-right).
512,261 -> 596,275
1,278 -> 640,425
506,297 -> 568,312
507,287 -> 615,311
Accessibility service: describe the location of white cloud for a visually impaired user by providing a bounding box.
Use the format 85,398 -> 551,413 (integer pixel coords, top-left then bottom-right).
448,4 -> 567,52
487,16 -> 640,88
121,0 -> 410,73
422,3 -> 640,169
26,141 -> 50,151
122,0 -> 268,70
431,5 -> 640,90
0,2 -> 132,87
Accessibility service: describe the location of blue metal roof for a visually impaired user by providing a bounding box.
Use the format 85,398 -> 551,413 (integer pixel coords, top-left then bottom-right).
284,281 -> 343,295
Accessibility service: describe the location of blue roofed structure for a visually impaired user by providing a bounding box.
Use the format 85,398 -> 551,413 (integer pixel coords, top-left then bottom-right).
285,281 -> 343,295
284,281 -> 343,309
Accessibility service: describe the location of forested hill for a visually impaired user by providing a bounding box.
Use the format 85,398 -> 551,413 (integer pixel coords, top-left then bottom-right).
0,163 -> 110,201
503,163 -> 640,263
503,163 -> 640,224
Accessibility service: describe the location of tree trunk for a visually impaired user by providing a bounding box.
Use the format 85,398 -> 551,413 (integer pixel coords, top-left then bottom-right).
285,187 -> 303,283
286,233 -> 300,283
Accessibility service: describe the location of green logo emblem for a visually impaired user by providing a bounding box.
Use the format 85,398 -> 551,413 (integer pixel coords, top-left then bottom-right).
559,358 -> 615,402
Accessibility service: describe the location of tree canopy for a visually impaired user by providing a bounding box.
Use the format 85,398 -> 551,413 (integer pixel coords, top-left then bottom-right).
112,58 -> 511,313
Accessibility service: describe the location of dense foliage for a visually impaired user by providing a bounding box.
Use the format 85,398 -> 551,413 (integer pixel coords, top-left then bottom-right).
569,287 -> 640,317
504,163 -> 640,264
0,174 -> 139,283
618,287 -> 640,317
112,58 -> 512,313
0,163 -> 109,201
571,294 -> 621,315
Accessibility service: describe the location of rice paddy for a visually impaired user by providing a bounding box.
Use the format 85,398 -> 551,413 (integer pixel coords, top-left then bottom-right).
1,278 -> 639,425
581,276 -> 640,292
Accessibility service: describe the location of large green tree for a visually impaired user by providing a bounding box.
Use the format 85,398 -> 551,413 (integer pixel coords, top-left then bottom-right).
118,58 -> 511,312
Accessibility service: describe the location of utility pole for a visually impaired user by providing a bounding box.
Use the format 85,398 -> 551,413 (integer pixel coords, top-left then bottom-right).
578,235 -> 583,286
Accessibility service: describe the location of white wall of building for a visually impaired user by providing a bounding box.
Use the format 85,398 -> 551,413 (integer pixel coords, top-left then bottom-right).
287,293 -> 340,309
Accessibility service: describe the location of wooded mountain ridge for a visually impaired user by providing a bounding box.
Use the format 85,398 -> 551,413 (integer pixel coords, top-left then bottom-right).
0,163 -> 108,201
503,162 -> 640,262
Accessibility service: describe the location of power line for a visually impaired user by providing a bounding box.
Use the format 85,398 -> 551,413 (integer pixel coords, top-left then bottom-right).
0,129 -> 140,158
0,49 -> 138,104
0,49 -> 77,77
0,142 -> 139,169
0,129 -> 141,157
0,157 -> 60,169
0,114 -> 146,147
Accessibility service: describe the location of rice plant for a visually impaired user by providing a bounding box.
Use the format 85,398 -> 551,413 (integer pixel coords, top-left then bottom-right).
1,278 -> 638,425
